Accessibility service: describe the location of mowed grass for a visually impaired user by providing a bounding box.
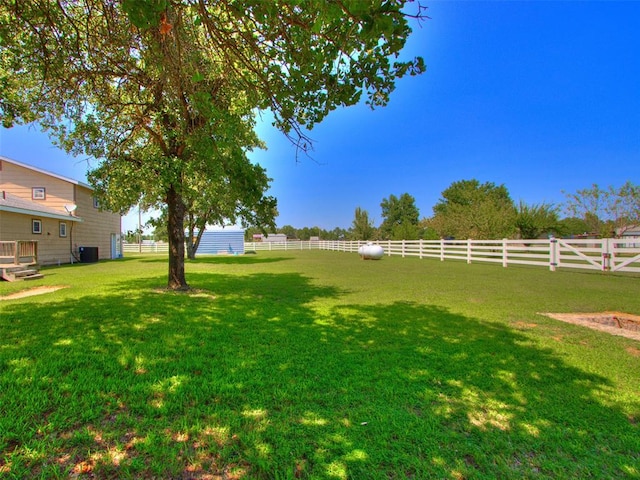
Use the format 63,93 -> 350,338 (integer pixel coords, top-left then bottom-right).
1,251 -> 639,479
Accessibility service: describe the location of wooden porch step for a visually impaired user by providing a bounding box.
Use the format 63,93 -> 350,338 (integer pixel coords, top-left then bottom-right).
15,269 -> 38,277
23,273 -> 45,281
0,265 -> 44,282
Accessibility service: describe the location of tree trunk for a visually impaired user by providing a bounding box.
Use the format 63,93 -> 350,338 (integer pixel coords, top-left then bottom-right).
187,216 -> 209,260
186,216 -> 196,260
185,215 -> 207,260
167,185 -> 189,290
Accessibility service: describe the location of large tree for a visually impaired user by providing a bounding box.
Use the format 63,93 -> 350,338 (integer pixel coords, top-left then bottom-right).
185,165 -> 277,260
149,157 -> 278,260
555,217 -> 591,237
428,179 -> 516,239
565,180 -> 640,236
1,0 -> 426,289
564,182 -> 639,237
379,193 -> 420,240
562,184 -> 609,235
350,206 -> 376,240
513,201 -> 559,240
607,181 -> 640,236
278,225 -> 297,239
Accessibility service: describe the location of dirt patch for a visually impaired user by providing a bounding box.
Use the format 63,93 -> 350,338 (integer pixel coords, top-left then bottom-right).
0,285 -> 68,301
540,312 -> 640,342
626,346 -> 640,357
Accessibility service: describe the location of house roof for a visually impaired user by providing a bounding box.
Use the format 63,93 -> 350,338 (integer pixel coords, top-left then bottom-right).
0,155 -> 93,190
0,191 -> 82,222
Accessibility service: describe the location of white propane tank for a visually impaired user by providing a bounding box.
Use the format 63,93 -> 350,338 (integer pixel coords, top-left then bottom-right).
358,242 -> 384,260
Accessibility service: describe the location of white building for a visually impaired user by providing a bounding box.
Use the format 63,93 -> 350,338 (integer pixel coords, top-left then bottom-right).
194,227 -> 245,255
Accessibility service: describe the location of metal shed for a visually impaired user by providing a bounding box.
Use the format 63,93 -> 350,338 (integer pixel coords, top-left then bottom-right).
195,228 -> 245,255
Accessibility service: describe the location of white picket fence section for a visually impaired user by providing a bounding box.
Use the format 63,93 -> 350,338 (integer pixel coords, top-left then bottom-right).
123,243 -> 170,253
243,238 -> 640,273
123,238 -> 640,273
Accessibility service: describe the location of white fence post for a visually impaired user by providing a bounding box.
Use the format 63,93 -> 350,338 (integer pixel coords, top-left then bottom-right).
440,238 -> 445,262
502,238 -> 508,268
467,239 -> 472,264
549,237 -> 557,272
602,238 -> 612,271
608,238 -> 615,271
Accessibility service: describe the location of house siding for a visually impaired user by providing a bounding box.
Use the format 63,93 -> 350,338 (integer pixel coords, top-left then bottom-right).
0,211 -> 72,264
1,160 -> 75,210
71,184 -> 121,261
0,157 -> 121,265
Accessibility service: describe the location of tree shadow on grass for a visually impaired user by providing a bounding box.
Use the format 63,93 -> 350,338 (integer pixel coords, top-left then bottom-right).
1,270 -> 638,479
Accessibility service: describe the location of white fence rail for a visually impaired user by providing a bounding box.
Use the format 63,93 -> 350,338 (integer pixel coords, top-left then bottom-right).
245,238 -> 640,273
123,243 -> 170,254
123,238 -> 640,273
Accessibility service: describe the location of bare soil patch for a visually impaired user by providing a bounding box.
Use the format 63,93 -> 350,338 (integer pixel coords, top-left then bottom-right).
540,312 -> 640,342
0,285 -> 68,301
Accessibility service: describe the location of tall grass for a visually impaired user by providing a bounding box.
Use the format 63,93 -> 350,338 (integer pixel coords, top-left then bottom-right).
1,251 -> 639,479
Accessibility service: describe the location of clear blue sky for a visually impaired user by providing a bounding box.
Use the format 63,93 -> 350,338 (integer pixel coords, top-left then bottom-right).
1,1 -> 638,233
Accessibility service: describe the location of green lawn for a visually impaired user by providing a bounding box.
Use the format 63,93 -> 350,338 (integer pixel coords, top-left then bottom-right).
1,251 -> 639,479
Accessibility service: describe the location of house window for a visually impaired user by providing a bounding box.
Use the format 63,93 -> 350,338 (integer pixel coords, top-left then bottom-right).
32,219 -> 42,234
93,196 -> 100,209
32,187 -> 46,200
59,222 -> 67,238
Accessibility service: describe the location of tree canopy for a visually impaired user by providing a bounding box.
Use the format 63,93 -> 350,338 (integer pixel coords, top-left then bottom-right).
563,181 -> 639,237
513,201 -> 559,240
350,207 -> 376,240
249,180 -> 637,242
428,179 -> 516,239
0,0 -> 427,289
379,193 -> 421,240
149,157 -> 278,260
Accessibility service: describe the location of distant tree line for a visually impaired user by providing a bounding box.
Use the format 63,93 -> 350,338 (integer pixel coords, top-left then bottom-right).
138,178 -> 637,243
247,179 -> 638,241
244,225 -> 349,242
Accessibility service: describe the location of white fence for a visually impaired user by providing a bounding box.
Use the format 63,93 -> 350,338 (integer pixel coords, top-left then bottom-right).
244,238 -> 640,273
123,238 -> 640,273
123,243 -> 170,253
